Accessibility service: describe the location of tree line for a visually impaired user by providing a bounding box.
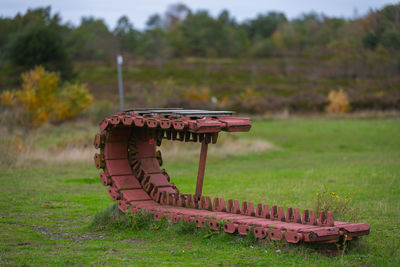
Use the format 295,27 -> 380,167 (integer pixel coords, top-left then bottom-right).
0,4 -> 399,80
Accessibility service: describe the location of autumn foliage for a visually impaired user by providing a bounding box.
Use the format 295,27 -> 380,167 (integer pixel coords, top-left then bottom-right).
325,89 -> 351,114
0,66 -> 92,128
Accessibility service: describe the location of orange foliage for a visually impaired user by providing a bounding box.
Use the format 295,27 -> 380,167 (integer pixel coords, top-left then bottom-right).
184,87 -> 211,102
325,89 -> 351,114
0,66 -> 93,127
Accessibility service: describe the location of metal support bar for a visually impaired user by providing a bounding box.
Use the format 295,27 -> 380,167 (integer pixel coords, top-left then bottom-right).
195,140 -> 208,199
117,55 -> 124,111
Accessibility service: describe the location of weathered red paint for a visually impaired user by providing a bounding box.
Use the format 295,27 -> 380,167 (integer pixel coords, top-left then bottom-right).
94,109 -> 370,245
195,141 -> 208,199
253,227 -> 267,239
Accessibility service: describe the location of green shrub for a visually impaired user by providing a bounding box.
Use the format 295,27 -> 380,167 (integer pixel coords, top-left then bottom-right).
249,38 -> 277,57
126,209 -> 161,231
314,187 -> 359,222
90,204 -> 165,232
90,204 -> 131,230
8,24 -> 74,80
171,219 -> 198,235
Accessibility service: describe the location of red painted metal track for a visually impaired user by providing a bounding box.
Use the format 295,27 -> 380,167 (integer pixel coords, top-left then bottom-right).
94,111 -> 369,244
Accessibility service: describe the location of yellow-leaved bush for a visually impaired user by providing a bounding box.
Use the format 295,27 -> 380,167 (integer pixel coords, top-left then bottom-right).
0,66 -> 93,127
325,89 -> 351,114
54,84 -> 93,122
184,86 -> 211,102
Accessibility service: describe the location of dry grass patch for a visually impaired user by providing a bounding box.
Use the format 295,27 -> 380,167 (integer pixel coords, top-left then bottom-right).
160,135 -> 277,162
2,126 -> 276,166
17,146 -> 96,165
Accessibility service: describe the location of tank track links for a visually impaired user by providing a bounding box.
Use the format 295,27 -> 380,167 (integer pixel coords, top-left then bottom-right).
93,110 -> 369,244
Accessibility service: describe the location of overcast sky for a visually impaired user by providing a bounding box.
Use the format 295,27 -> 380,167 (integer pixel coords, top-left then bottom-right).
1,0 -> 397,30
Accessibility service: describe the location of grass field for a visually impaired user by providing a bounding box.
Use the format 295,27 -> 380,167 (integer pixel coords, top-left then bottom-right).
0,117 -> 399,266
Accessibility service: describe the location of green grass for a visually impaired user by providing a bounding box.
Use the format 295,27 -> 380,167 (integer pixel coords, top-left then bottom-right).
0,118 -> 399,266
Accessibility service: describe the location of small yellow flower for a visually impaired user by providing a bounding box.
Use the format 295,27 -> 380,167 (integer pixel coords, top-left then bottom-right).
336,195 -> 339,199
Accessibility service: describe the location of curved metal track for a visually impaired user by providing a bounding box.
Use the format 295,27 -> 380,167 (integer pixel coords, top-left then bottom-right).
94,109 -> 369,244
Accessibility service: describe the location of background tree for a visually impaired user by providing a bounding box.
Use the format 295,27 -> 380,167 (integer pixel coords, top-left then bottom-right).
114,16 -> 138,53
9,24 -> 73,80
244,12 -> 287,42
1,7 -> 74,81
0,4 -> 399,69
218,9 -> 237,27
66,17 -> 117,61
146,14 -> 163,29
137,28 -> 171,60
171,10 -> 245,57
164,3 -> 190,31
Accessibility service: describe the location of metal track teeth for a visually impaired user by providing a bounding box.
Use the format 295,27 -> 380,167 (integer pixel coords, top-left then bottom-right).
94,110 -> 370,244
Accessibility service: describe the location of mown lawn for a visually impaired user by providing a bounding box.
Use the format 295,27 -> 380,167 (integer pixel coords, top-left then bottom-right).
0,118 -> 399,266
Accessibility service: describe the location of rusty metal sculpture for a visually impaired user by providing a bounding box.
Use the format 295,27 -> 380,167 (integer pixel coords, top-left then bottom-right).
94,109 -> 369,244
